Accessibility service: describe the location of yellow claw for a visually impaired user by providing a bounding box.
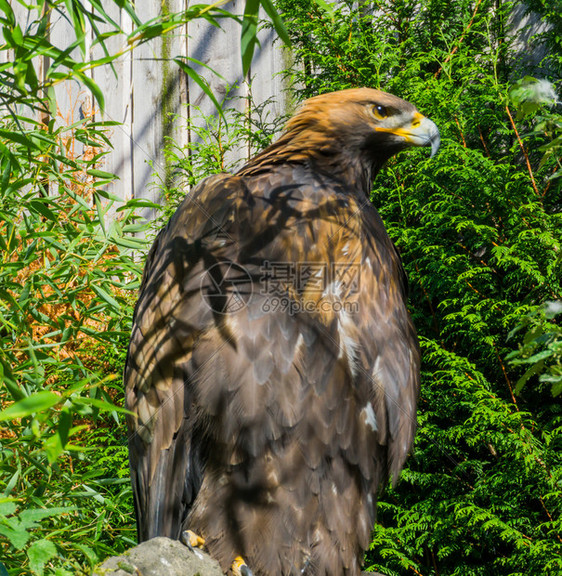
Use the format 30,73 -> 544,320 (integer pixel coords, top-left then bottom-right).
181,529 -> 206,550
231,555 -> 253,576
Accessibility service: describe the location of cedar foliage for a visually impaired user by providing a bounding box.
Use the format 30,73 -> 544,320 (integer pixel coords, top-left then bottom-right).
274,0 -> 562,573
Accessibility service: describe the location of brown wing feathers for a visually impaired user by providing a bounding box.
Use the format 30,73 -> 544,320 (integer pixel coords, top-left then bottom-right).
125,88 -> 438,574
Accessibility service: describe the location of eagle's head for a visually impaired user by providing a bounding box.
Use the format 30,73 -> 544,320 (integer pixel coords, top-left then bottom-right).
292,87 -> 440,158
243,87 -> 440,191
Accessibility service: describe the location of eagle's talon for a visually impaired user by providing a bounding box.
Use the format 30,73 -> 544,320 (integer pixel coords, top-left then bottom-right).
181,529 -> 206,553
232,556 -> 253,576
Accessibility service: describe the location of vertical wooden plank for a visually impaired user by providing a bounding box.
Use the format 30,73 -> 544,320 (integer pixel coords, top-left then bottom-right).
251,13 -> 291,117
91,3 -> 134,209
186,0 -> 248,170
130,0 -> 188,223
49,10 -> 82,126
248,9 -> 295,148
187,0 -> 246,108
186,2 -> 294,169
130,0 -> 164,221
48,6 -> 91,170
166,0 -> 189,188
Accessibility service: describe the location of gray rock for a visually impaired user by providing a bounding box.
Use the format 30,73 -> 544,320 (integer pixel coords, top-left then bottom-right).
93,536 -> 386,575
93,536 -> 224,576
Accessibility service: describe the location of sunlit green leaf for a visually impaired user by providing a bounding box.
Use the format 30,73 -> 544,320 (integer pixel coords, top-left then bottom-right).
0,501 -> 17,517
260,0 -> 291,45
28,200 -> 57,222
0,0 -> 16,26
75,71 -> 105,112
87,169 -> 116,180
90,283 -> 121,310
72,396 -> 133,415
241,0 -> 260,77
0,392 -> 61,421
43,407 -> 72,463
27,539 -> 57,575
174,57 -> 226,122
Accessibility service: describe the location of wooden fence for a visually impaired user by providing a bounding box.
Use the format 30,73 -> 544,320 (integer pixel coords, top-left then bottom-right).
2,0 -> 291,221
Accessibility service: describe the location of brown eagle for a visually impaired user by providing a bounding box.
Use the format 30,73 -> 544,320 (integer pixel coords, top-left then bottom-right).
125,88 -> 440,576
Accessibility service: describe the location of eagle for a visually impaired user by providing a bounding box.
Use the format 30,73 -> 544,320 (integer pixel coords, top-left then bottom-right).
125,87 -> 440,576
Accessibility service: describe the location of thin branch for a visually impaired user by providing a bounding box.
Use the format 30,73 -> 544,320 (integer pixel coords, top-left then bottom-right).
539,496 -> 562,544
434,0 -> 485,79
505,105 -> 540,196
454,116 -> 467,147
478,126 -> 490,156
541,165 -> 558,198
493,344 -> 518,408
431,548 -> 440,576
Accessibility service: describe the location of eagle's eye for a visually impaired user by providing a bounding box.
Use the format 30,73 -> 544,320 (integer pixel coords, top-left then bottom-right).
371,104 -> 388,120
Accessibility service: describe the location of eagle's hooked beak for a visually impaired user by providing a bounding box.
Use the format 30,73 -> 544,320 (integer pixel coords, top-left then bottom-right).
377,111 -> 441,157
400,112 -> 441,157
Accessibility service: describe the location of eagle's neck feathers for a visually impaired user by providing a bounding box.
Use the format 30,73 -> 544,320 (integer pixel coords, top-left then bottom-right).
238,125 -> 386,196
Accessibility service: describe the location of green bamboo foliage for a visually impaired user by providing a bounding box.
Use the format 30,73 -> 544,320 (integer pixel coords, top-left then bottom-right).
0,2 -> 146,571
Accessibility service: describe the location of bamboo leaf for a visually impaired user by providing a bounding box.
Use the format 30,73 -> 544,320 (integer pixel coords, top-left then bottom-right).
259,0 -> 291,45
0,0 -> 16,26
28,200 -> 57,223
87,169 -> 116,180
72,396 -> 134,415
174,58 -> 226,122
90,283 -> 121,311
0,392 -> 61,421
44,408 -> 72,463
241,0 -> 260,77
75,71 -> 105,112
